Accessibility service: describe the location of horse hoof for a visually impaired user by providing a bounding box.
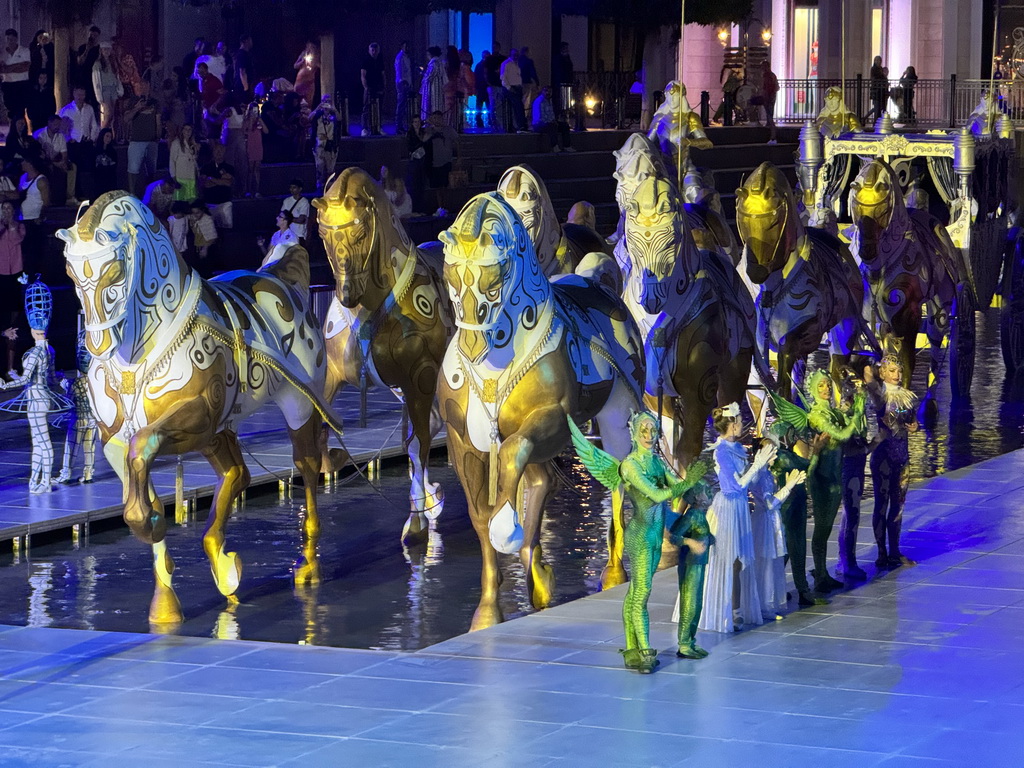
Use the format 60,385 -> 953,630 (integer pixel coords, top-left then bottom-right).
401,512 -> 430,547
212,550 -> 243,597
601,563 -> 628,590
293,557 -> 322,586
422,483 -> 444,521
529,561 -> 555,610
470,603 -> 503,631
149,586 -> 184,627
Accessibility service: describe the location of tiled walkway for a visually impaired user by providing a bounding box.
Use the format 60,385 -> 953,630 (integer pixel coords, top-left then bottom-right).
1,451 -> 1023,765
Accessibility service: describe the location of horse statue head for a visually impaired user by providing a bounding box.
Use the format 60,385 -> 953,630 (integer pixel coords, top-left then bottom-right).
849,158 -> 907,267
613,133 -> 669,212
736,162 -> 804,284
58,191 -> 189,362
623,175 -> 694,315
495,165 -> 563,277
439,192 -> 551,364
313,167 -> 413,308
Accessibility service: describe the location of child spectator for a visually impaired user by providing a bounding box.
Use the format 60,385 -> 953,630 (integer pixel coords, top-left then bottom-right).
167,200 -> 190,256
189,200 -> 218,262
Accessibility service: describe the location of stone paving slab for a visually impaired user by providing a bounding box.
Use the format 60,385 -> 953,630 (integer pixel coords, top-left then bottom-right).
0,449 -> 1023,765
0,386 -> 442,544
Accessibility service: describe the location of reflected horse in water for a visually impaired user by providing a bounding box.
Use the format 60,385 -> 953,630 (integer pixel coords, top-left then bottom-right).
438,192 -> 644,629
59,192 -> 341,626
314,168 -> 453,544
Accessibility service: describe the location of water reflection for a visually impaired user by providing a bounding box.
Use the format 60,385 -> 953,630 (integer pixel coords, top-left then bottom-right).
0,310 -> 1021,650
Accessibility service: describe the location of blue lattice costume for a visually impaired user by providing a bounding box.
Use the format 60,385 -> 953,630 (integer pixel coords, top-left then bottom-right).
0,279 -> 71,493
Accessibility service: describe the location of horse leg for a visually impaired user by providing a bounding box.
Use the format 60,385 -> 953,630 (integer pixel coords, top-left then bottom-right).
519,462 -> 558,610
290,414 -> 324,586
107,434 -> 179,625
596,378 -> 637,588
319,364 -> 348,474
447,428 -> 502,629
199,430 -> 251,599
719,347 -> 753,405
777,343 -> 799,401
401,390 -> 443,546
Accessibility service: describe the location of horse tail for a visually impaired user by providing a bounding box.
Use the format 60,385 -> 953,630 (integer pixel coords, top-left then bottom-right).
265,245 -> 312,294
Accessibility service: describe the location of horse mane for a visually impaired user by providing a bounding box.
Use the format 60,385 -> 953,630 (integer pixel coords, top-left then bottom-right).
318,166 -> 376,209
76,190 -> 140,241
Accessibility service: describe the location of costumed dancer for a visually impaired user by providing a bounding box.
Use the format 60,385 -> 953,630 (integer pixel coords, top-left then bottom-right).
0,278 -> 71,493
749,432 -> 807,620
837,369 -> 872,581
769,420 -> 829,606
771,372 -> 865,594
669,479 -> 714,659
568,413 -> 708,674
56,335 -> 97,484
699,403 -> 776,633
865,355 -> 919,568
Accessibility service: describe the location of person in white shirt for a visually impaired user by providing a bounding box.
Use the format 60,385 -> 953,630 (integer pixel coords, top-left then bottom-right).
33,114 -> 78,205
59,87 -> 100,144
500,49 -> 526,132
1,29 -> 31,124
259,210 -> 299,268
280,179 -> 310,243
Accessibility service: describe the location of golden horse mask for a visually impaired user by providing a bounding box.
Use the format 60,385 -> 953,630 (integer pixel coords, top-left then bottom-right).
625,176 -> 683,314
313,171 -> 379,308
440,194 -> 534,363
850,161 -> 897,234
736,163 -> 796,283
58,194 -> 141,360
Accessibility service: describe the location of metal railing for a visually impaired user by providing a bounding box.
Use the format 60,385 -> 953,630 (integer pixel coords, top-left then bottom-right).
775,76 -> 1024,129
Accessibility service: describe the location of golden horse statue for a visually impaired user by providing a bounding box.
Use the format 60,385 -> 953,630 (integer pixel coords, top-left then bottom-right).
612,133 -> 738,283
313,168 -> 454,544
59,192 -> 343,625
850,158 -> 975,403
438,192 -> 645,630
736,162 -> 876,397
622,174 -> 765,465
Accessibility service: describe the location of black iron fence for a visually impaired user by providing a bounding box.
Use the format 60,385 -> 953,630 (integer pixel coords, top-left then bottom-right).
776,77 -> 1022,129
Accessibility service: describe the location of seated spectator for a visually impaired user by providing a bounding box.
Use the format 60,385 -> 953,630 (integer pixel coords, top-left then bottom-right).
379,165 -> 412,217
142,176 -> 180,222
93,127 -> 118,197
3,119 -> 40,173
200,142 -> 235,205
258,209 -> 299,268
167,200 -> 190,255
531,86 -> 573,153
189,200 -> 218,262
280,178 -> 310,245
32,113 -> 78,205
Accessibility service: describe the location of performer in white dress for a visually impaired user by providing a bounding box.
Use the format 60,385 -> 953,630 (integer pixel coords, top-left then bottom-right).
749,428 -> 806,620
699,403 -> 776,633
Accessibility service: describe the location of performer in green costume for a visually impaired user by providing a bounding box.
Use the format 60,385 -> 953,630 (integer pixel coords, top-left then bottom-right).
669,480 -> 714,658
568,412 -> 708,674
771,371 -> 865,594
767,420 -> 829,606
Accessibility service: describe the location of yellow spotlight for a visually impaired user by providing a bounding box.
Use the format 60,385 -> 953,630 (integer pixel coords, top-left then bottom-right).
718,27 -> 730,46
762,27 -> 773,44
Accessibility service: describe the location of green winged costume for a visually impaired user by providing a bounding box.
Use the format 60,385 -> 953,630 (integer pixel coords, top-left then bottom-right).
568,413 -> 709,673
